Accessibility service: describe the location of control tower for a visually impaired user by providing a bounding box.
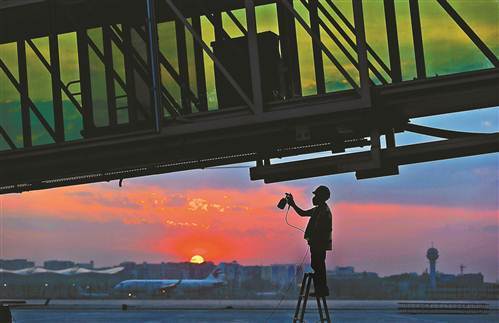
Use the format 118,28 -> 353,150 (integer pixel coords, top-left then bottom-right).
426,245 -> 439,289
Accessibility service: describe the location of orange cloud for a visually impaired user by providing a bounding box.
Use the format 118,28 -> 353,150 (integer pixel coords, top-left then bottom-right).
2,182 -> 497,280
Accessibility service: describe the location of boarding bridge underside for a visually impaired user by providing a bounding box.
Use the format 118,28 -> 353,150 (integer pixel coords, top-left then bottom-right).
0,0 -> 498,194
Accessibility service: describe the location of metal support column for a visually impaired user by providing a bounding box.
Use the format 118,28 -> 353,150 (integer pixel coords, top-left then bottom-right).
370,129 -> 381,166
386,130 -> 396,148
383,0 -> 402,83
49,34 -> 65,142
277,0 -> 302,97
17,40 -> 32,148
122,25 -> 139,123
212,12 -> 225,41
76,29 -> 94,130
309,0 -> 326,94
352,0 -> 370,102
103,25 -> 118,126
409,0 -> 426,79
192,16 -> 208,111
176,19 -> 191,114
245,0 -> 263,113
146,0 -> 162,132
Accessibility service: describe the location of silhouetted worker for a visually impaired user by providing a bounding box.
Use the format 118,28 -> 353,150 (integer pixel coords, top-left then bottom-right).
287,186 -> 332,297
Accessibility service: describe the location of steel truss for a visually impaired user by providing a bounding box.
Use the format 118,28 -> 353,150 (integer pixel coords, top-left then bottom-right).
0,0 -> 498,193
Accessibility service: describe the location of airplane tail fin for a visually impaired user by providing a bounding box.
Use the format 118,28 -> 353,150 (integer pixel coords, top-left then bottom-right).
206,265 -> 225,281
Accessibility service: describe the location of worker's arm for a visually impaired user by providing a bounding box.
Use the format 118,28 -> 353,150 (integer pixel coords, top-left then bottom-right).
287,194 -> 315,217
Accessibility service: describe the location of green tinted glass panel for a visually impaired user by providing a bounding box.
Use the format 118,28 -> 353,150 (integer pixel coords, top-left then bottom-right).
27,37 -> 55,146
420,1 -> 494,76
0,42 -> 22,150
294,0 -> 316,96
59,32 -> 83,141
88,28 -> 109,127
200,16 -> 218,110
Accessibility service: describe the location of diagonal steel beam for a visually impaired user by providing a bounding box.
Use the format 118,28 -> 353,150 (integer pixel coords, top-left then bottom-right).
86,36 -> 128,94
0,57 -> 57,142
164,0 -> 257,113
317,0 -> 388,83
0,126 -> 17,150
437,0 -> 498,68
25,39 -> 84,115
301,0 -> 387,85
94,26 -> 155,119
132,25 -> 200,108
226,10 -> 248,36
277,0 -> 359,90
109,25 -> 181,117
324,0 -> 392,77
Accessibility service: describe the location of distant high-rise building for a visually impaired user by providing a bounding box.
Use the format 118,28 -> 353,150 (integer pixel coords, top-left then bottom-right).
271,264 -> 297,287
426,245 -> 439,289
43,260 -> 75,270
0,259 -> 35,270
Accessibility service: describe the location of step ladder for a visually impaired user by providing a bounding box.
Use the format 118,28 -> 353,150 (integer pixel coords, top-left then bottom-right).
293,273 -> 331,323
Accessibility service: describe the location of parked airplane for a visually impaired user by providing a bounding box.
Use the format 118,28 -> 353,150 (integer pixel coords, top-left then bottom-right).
112,266 -> 226,297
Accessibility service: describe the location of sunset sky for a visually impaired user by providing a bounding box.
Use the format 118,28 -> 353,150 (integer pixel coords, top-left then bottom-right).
1,107 -> 497,281
0,1 -> 498,282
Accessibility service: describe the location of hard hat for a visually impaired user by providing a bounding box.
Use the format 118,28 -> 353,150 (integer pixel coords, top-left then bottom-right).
313,185 -> 331,201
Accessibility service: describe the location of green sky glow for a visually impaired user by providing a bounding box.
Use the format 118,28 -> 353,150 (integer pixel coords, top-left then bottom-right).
0,0 -> 497,149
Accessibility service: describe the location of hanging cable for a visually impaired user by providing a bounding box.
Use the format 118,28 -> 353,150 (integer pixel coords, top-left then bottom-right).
265,205 -> 308,320
284,205 -> 305,233
265,248 -> 309,321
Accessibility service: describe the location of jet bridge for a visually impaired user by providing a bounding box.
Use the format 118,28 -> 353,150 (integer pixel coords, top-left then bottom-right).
0,0 -> 497,193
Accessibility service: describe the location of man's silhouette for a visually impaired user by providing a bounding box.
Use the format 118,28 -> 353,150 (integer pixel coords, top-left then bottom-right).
287,186 -> 332,297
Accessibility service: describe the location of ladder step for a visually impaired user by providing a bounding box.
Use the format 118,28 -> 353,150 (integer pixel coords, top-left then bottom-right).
294,273 -> 331,323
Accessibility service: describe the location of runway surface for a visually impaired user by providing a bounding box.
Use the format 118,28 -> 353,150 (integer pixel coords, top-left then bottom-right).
6,300 -> 499,322
10,308 -> 499,323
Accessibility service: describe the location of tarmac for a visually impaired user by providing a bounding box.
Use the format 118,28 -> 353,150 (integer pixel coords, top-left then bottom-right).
5,299 -> 499,311
4,300 -> 498,322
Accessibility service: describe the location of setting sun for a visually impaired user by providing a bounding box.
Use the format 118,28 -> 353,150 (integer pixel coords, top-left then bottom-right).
190,255 -> 205,264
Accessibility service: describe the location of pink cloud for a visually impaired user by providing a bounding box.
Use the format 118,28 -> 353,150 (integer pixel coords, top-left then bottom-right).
1,182 -> 497,280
